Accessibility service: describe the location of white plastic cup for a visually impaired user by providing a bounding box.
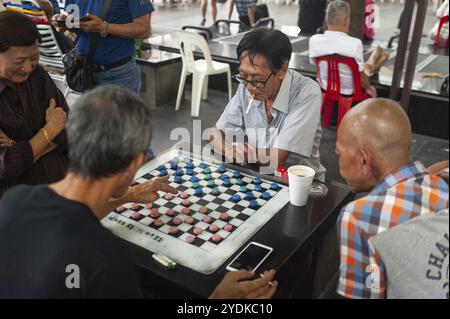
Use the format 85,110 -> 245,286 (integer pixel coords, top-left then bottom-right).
288,165 -> 316,206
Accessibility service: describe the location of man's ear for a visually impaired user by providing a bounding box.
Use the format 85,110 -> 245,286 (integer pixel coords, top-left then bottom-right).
124,152 -> 146,179
360,148 -> 372,176
278,61 -> 289,80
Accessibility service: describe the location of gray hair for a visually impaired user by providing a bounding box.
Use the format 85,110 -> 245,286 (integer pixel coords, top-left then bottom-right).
326,0 -> 350,26
67,85 -> 153,179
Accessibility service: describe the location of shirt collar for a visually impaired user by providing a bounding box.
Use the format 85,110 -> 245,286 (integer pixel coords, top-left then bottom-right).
372,161 -> 428,194
324,30 -> 350,37
272,70 -> 292,114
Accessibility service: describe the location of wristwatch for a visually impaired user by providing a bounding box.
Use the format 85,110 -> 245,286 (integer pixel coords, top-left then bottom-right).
100,21 -> 109,38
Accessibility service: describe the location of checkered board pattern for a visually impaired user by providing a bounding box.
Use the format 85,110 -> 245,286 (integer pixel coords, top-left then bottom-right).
102,150 -> 289,275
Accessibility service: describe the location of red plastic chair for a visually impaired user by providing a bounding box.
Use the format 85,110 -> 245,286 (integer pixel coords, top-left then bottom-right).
434,16 -> 449,48
315,55 -> 371,128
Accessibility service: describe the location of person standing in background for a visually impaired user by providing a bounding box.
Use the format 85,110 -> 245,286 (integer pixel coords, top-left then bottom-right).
53,1 -> 155,161
345,0 -> 364,40
364,0 -> 375,40
297,0 -> 327,36
228,0 -> 257,32
49,0 -> 61,13
200,0 -> 217,26
53,0 -> 154,94
159,0 -> 176,9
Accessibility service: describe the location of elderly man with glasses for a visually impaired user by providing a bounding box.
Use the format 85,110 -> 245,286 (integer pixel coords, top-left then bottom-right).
208,29 -> 326,180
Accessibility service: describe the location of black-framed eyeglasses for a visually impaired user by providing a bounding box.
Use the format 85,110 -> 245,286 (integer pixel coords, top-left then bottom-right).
233,73 -> 273,89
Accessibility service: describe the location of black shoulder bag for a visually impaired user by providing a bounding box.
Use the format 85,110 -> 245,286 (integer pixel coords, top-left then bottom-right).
62,0 -> 112,93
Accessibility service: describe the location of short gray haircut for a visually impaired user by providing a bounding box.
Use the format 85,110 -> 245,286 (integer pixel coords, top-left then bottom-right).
326,0 -> 350,26
67,85 -> 153,179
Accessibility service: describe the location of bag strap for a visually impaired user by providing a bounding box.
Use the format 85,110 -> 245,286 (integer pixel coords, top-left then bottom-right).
86,0 -> 113,62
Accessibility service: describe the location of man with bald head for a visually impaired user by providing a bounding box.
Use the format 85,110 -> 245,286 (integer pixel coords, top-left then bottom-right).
334,98 -> 449,299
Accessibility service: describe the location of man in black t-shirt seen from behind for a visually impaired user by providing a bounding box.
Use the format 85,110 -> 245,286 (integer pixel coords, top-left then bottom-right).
0,85 -> 277,299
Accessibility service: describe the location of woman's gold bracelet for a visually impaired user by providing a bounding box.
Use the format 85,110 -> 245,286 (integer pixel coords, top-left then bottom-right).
40,128 -> 52,146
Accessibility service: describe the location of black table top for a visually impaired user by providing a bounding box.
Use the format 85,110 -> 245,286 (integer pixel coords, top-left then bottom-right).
143,30 -> 310,63
374,53 -> 449,97
289,51 -> 449,97
143,30 -> 449,99
213,32 -> 310,52
144,30 -> 235,62
124,160 -> 353,298
136,48 -> 181,67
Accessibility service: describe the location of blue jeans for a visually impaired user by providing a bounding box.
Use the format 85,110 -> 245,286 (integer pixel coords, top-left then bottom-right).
96,59 -> 155,160
95,59 -> 141,95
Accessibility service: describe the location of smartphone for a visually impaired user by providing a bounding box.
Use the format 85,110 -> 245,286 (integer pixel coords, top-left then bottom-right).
226,242 -> 273,272
79,15 -> 91,22
51,17 -> 66,25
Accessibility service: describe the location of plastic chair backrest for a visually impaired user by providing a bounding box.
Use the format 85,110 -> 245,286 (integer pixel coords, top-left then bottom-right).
315,54 -> 364,99
36,23 -> 65,69
176,30 -> 214,72
435,15 -> 449,47
214,19 -> 241,36
181,25 -> 213,40
255,17 -> 275,29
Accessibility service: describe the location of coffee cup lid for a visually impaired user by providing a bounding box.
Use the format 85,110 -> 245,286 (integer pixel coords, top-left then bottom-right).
288,165 -> 315,177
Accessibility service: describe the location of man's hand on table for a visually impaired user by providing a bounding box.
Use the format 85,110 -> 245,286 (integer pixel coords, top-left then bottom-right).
209,269 -> 277,299
126,176 -> 178,204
